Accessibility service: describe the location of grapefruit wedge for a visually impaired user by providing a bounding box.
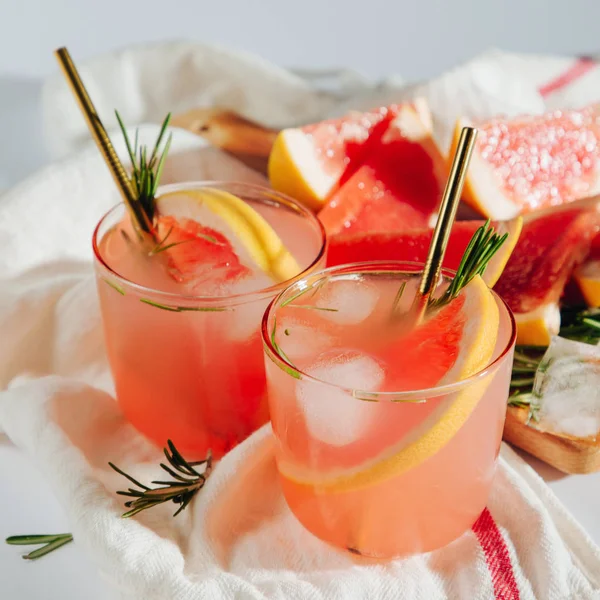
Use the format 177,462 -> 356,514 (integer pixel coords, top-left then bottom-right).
268,105 -> 396,211
494,198 -> 600,344
280,276 -> 499,493
318,101 -> 447,235
327,217 -> 522,287
453,104 -> 600,219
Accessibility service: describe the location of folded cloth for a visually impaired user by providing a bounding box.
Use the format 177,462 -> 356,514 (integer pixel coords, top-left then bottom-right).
2,42 -> 600,599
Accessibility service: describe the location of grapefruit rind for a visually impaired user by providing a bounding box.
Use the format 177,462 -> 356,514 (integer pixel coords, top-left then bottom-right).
484,216 -> 523,286
268,129 -> 336,211
514,303 -> 561,346
280,276 -> 499,493
574,260 -> 600,308
450,118 -> 521,220
156,188 -> 301,283
318,101 -> 448,235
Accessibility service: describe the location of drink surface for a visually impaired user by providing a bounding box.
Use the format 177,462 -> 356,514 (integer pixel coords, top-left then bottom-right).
264,269 -> 514,557
95,187 -> 324,457
99,191 -> 321,296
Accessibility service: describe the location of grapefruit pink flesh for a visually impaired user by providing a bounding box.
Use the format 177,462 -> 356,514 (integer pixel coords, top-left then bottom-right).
155,215 -> 250,290
268,106 -> 396,210
326,218 -> 522,287
318,102 -> 447,235
456,104 -> 600,219
494,201 -> 600,314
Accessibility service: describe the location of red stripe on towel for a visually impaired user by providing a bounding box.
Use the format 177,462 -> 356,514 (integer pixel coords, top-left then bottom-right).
472,508 -> 520,600
538,57 -> 596,98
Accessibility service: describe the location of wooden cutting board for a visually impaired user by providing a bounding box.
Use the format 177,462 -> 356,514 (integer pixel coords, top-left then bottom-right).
504,406 -> 600,474
171,108 -> 277,175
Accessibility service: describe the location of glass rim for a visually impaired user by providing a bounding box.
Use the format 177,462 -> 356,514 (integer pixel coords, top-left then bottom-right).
261,260 -> 517,402
92,180 -> 328,306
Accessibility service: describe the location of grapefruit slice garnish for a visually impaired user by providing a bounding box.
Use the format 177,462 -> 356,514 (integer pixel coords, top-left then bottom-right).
268,106 -> 396,211
453,104 -> 600,219
317,101 -> 448,235
574,260 -> 600,308
153,215 -> 251,288
494,198 -> 600,344
326,217 -> 522,287
279,276 -> 499,493
155,188 -> 301,284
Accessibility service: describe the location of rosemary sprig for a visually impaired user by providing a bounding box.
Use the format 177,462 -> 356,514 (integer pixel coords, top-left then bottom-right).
508,308 -> 600,420
6,443 -> 213,561
109,440 -> 212,518
429,220 -> 508,310
115,111 -> 173,232
6,533 -> 73,560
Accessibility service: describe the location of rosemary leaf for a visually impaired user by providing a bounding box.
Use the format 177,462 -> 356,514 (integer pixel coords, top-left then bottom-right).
102,278 -> 126,296
6,533 -> 74,560
270,317 -> 301,380
23,536 -> 73,560
139,298 -> 230,312
290,304 -> 339,312
115,111 -> 136,167
391,281 -> 407,314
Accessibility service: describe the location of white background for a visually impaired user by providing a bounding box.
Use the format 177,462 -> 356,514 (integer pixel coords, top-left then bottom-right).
2,1 -> 600,598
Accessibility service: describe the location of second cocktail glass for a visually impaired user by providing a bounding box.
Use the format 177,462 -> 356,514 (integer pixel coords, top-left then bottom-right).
262,261 -> 516,558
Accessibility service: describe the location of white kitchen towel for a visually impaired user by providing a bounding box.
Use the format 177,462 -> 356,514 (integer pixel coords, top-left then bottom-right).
42,44 -> 600,159
1,42 -> 600,599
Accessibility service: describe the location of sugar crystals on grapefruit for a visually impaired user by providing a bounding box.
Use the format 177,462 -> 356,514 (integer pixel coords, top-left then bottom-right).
454,104 -> 600,220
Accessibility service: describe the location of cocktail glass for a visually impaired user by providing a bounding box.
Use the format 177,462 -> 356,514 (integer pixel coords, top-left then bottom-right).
262,261 -> 516,558
93,181 -> 326,458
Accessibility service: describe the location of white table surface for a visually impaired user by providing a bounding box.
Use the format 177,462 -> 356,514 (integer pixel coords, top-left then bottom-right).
3,18 -> 600,595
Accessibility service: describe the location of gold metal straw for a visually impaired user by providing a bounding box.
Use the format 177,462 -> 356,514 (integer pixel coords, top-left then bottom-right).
53,46 -> 152,233
410,126 -> 478,323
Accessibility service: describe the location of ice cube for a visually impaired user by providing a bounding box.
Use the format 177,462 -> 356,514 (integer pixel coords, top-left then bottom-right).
533,336 -> 600,440
276,318 -> 334,361
296,352 -> 384,446
315,278 -> 380,325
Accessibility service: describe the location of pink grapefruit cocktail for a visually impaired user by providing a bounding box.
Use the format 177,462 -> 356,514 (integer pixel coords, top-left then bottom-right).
94,182 -> 326,457
262,262 -> 516,558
